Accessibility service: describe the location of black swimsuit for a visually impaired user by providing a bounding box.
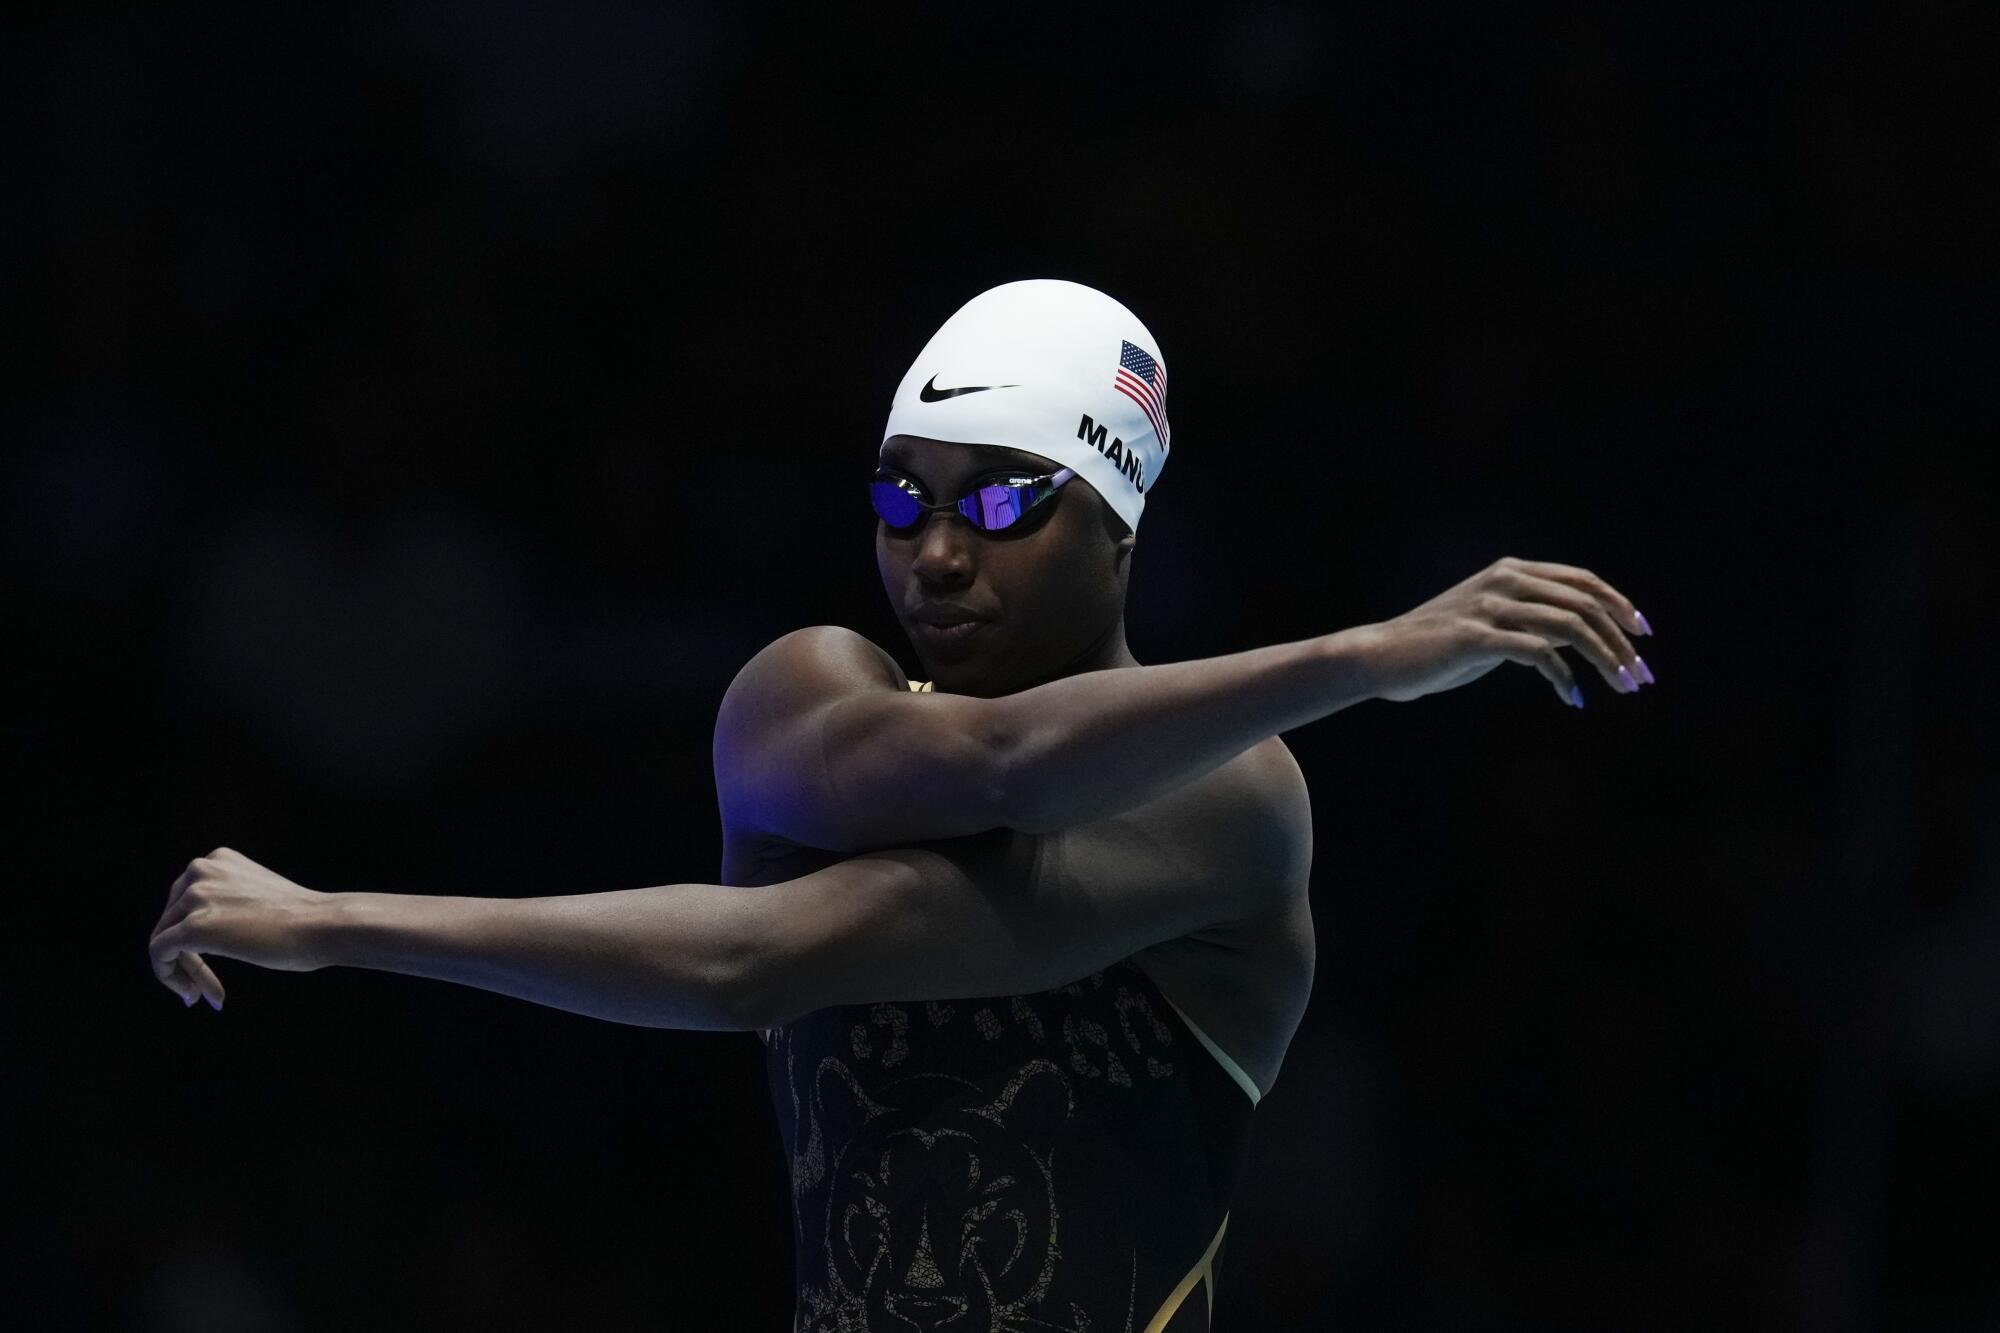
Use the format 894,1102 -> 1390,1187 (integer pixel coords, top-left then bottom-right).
762,677 -> 1262,1330
764,957 -> 1257,1331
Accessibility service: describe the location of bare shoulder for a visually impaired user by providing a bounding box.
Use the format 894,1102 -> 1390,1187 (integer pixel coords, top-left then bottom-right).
717,625 -> 908,726
712,626 -> 904,855
715,625 -> 989,863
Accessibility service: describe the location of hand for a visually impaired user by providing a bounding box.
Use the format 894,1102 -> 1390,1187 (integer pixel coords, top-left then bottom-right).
1355,556 -> 1655,706
149,847 -> 335,1009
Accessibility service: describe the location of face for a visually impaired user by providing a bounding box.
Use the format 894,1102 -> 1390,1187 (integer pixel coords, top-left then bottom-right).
875,435 -> 1134,697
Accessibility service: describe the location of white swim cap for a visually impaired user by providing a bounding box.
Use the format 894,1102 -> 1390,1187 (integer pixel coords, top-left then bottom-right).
881,279 -> 1171,535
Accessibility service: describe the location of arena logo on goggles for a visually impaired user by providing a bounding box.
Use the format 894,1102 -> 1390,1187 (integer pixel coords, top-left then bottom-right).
1075,414 -> 1147,493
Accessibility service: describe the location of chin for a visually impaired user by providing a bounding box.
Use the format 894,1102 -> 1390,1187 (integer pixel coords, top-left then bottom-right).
916,653 -> 996,696
908,618 -> 1001,679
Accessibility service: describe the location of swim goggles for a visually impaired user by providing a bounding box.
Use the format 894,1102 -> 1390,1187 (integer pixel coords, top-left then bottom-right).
869,465 -> 1077,534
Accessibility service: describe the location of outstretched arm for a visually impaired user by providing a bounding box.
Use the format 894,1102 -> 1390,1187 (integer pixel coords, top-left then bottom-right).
147,847 -> 779,1028
149,742 -> 1308,1027
716,558 -> 1651,852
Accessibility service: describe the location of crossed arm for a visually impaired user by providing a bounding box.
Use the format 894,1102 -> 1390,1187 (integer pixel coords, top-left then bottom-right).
153,623 -> 1347,1019
157,560 -> 1654,1019
154,742 -> 1308,1029
285,626 -> 1334,1025
712,623 -> 1372,851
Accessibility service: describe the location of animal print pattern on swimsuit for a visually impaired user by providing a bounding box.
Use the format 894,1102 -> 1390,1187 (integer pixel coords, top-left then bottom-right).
767,959 -> 1254,1332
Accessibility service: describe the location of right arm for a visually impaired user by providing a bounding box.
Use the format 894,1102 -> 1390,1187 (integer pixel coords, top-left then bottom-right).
713,557 -> 1651,851
996,556 -> 1651,833
711,622 -> 1366,854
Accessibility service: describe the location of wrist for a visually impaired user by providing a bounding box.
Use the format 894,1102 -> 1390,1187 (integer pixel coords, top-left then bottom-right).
1317,623 -> 1383,705
307,890 -> 385,970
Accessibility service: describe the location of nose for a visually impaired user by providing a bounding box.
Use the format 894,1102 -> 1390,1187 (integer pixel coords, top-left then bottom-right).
909,512 -> 977,586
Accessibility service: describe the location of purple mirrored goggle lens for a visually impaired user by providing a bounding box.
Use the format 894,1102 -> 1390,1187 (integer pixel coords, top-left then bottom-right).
870,466 -> 1077,532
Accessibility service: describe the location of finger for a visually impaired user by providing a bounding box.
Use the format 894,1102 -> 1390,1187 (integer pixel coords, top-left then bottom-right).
148,892 -> 202,975
150,918 -> 203,1001
158,958 -> 196,1005
1484,628 -> 1583,706
1504,571 -> 1646,690
167,862 -> 197,908
151,921 -> 183,989
1504,560 -> 1650,637
181,951 -> 226,1010
155,950 -> 196,1004
1492,597 -> 1635,694
166,851 -> 221,912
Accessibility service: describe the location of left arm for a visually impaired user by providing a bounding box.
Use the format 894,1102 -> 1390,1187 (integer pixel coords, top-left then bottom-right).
318,880 -> 778,1030
742,737 -> 1311,1028
148,848 -> 783,1030
149,744 -> 1310,1027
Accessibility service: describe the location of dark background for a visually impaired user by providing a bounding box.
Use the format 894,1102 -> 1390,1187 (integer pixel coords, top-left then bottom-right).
7,2 -> 1992,1329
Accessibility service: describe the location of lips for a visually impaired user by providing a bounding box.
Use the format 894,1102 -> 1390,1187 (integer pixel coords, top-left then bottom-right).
910,605 -> 991,658
911,604 -> 992,627
914,620 -> 988,661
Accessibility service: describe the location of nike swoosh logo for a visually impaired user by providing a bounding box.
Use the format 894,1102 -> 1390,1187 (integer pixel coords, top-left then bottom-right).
919,375 -> 1019,402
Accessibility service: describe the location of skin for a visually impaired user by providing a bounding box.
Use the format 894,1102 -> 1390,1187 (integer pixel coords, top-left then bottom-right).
151,437 -> 1660,1098
718,433 -> 1321,1095
147,517 -> 1654,1333
145,418 -> 1656,1333
873,434 -> 1139,698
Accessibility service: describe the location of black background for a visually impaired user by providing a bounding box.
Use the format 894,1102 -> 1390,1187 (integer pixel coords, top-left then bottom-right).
7,2 -> 1992,1329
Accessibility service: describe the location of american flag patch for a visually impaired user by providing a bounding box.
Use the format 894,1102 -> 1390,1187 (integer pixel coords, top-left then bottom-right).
1114,340 -> 1170,452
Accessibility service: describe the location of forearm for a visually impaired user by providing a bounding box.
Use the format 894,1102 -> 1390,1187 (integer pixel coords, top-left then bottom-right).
318,882 -> 774,1031
996,624 -> 1377,834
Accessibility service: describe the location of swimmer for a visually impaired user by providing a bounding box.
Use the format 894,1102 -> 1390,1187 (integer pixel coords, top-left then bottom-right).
150,278 -> 1656,1329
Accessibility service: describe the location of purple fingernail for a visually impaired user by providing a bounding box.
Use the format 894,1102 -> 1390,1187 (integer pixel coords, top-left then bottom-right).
1568,683 -> 1584,708
184,993 -> 195,1007
1617,664 -> 1638,692
206,995 -> 221,1012
1633,655 -> 1655,685
1634,609 -> 1654,636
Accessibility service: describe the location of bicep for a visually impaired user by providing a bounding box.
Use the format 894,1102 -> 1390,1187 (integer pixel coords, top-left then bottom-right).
713,626 -> 1010,853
